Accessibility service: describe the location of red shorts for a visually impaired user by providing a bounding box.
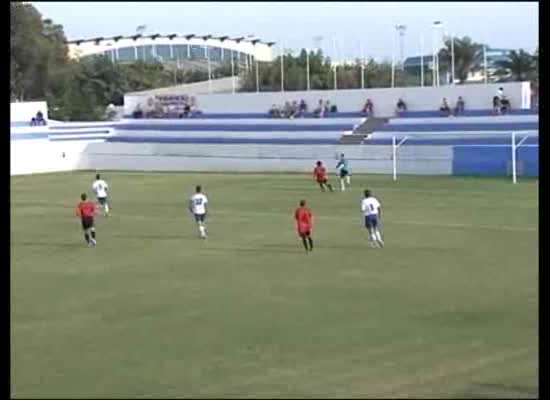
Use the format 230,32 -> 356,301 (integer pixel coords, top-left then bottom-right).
316,177 -> 327,184
297,224 -> 312,235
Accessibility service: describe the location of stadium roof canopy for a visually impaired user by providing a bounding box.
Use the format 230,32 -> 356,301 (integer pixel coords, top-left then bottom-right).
67,33 -> 275,63
66,33 -> 276,47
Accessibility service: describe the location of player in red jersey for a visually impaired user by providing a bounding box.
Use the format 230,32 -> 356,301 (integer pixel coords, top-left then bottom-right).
312,161 -> 334,192
294,200 -> 314,252
75,193 -> 98,246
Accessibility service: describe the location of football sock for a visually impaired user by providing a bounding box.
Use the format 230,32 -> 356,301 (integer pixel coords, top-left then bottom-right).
319,184 -> 325,192
199,225 -> 206,237
340,180 -> 345,191
301,236 -> 309,251
90,229 -> 96,240
328,184 -> 334,192
104,204 -> 110,214
307,236 -> 313,251
375,230 -> 384,246
346,176 -> 351,185
84,233 -> 90,243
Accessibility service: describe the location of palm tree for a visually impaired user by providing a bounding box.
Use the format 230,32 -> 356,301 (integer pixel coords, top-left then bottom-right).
438,36 -> 483,84
494,50 -> 535,81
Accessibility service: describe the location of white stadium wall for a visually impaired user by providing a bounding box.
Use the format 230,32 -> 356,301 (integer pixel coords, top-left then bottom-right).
124,82 -> 527,117
79,142 -> 452,175
11,101 -> 48,124
11,140 -> 91,175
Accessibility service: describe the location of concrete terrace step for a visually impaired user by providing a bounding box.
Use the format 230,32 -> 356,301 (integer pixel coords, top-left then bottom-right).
339,117 -> 388,144
340,134 -> 367,144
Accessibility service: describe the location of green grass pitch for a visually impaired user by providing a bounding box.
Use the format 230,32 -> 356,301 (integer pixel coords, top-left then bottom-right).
11,171 -> 538,398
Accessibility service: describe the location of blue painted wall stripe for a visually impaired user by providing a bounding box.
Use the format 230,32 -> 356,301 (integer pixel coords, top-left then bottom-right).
107,136 -> 340,145
378,122 -> 538,132
116,124 -> 354,132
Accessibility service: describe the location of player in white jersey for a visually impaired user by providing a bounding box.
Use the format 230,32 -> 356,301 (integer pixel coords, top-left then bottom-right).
361,189 -> 384,248
189,185 -> 208,238
92,173 -> 110,217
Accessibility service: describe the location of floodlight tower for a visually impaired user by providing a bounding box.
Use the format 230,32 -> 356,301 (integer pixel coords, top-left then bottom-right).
395,24 -> 407,68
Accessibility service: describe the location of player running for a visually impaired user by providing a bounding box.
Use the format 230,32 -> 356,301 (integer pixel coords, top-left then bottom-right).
361,189 -> 384,248
294,200 -> 314,252
75,193 -> 98,247
189,185 -> 209,238
92,173 -> 110,217
312,161 -> 334,192
336,153 -> 351,191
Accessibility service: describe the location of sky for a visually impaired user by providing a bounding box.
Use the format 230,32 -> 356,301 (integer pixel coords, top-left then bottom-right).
32,1 -> 539,61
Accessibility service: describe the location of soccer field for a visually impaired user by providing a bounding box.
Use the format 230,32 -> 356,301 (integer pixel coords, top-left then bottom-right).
11,171 -> 538,398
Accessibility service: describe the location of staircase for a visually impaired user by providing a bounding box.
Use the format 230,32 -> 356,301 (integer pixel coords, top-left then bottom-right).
339,117 -> 389,144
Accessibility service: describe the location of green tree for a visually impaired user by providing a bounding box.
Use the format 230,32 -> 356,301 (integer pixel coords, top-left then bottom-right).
10,3 -> 69,101
438,36 -> 484,83
494,49 -> 535,82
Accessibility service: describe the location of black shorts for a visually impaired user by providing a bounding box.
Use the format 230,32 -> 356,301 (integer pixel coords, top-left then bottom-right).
97,197 -> 108,205
339,169 -> 349,178
81,217 -> 94,230
317,178 -> 328,185
194,213 -> 206,222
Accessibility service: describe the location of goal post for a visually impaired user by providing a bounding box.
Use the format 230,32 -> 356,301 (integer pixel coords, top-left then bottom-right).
392,135 -> 408,181
383,131 -> 539,182
511,131 -> 536,184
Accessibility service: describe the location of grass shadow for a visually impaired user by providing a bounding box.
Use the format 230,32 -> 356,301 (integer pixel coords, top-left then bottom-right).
12,241 -> 83,249
460,382 -> 539,398
111,233 -> 191,240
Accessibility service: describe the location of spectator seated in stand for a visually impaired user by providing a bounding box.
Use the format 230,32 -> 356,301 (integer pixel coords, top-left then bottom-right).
500,96 -> 511,115
396,98 -> 407,114
330,103 -> 338,113
361,99 -> 374,116
181,102 -> 191,118
31,111 -> 47,126
492,96 -> 501,115
439,98 -> 451,116
454,96 -> 465,116
288,100 -> 299,119
132,104 -> 144,119
299,99 -> 308,116
314,99 -> 325,118
282,101 -> 292,118
105,104 -> 117,120
324,100 -> 331,114
268,104 -> 281,118
152,100 -> 164,118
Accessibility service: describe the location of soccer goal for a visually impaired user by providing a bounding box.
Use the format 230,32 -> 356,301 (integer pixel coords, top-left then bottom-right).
378,131 -> 539,183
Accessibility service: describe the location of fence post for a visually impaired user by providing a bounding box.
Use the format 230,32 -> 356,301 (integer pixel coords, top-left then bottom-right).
392,135 -> 397,181
512,132 -> 517,184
